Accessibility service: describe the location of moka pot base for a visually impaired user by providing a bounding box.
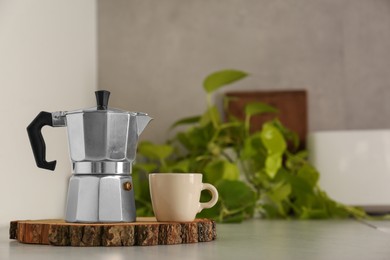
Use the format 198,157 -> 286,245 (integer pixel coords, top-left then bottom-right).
65,173 -> 136,223
9,218 -> 217,247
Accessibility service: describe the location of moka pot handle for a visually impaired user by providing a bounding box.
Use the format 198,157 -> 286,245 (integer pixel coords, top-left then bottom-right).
27,111 -> 57,171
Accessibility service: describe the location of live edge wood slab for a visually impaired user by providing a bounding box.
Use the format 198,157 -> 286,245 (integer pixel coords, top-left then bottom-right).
9,218 -> 216,247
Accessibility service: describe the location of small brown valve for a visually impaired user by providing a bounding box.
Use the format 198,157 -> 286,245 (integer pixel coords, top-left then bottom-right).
123,181 -> 132,191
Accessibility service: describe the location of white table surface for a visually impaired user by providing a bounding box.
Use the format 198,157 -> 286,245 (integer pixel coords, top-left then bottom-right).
2,219 -> 390,260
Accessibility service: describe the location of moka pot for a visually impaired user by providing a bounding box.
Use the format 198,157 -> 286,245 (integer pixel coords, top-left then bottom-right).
27,90 -> 152,222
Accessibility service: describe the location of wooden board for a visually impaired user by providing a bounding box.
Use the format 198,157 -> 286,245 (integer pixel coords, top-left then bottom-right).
225,90 -> 307,149
9,218 -> 216,247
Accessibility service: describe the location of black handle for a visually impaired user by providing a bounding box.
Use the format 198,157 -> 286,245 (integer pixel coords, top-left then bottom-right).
95,90 -> 110,110
27,111 -> 56,171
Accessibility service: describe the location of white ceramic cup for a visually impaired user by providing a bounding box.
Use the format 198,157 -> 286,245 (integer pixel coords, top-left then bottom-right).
149,173 -> 219,222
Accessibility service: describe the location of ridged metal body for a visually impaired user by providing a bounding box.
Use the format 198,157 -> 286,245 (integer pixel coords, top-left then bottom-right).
53,106 -> 151,222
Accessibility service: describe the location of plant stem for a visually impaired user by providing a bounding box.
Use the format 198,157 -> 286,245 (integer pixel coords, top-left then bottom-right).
206,94 -> 219,128
159,158 -> 168,172
244,115 -> 251,137
221,150 -> 234,163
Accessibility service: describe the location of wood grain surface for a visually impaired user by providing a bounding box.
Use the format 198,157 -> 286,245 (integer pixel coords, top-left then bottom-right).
9,218 -> 216,247
226,90 -> 307,148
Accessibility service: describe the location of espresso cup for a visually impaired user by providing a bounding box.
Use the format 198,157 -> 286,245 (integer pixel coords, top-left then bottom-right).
149,173 -> 219,222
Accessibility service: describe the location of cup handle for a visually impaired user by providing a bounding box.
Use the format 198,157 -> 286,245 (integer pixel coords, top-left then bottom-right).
198,183 -> 219,213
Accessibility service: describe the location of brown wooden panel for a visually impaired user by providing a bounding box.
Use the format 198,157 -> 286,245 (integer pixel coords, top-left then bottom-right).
225,90 -> 307,148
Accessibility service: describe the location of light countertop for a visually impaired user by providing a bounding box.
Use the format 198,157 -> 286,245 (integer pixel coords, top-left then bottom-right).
2,219 -> 390,260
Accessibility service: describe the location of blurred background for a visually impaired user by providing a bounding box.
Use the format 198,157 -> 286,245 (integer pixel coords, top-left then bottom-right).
1,0 -> 390,226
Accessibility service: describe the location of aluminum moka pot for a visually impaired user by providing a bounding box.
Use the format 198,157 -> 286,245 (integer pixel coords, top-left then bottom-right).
27,90 -> 152,222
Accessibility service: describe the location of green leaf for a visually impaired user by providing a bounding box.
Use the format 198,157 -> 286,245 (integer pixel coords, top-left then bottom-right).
220,212 -> 246,223
285,151 -> 308,172
260,204 -> 281,218
197,200 -> 222,220
265,154 -> 282,179
200,105 -> 221,126
222,161 -> 240,180
219,121 -> 243,132
266,182 -> 292,217
241,132 -> 265,158
269,183 -> 292,202
204,160 -> 240,184
138,142 -> 174,160
286,174 -> 314,198
261,123 -> 287,155
132,171 -> 153,215
245,102 -> 278,117
169,159 -> 191,172
271,119 -> 300,149
207,142 -> 221,156
179,124 -> 214,152
203,70 -> 248,94
132,163 -> 158,174
300,208 -> 329,219
297,164 -> 319,187
217,180 -> 256,210
170,115 -> 201,129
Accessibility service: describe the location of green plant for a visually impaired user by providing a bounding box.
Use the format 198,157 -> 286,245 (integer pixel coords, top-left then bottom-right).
133,69 -> 367,222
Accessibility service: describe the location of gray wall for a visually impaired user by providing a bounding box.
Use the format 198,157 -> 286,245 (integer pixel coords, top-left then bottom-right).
98,0 -> 390,143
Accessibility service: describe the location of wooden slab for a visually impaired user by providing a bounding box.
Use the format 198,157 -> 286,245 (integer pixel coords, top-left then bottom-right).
225,90 -> 307,148
9,217 -> 216,247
